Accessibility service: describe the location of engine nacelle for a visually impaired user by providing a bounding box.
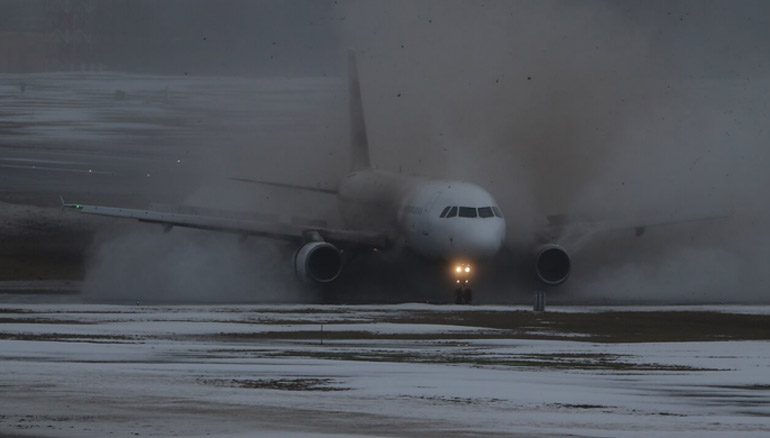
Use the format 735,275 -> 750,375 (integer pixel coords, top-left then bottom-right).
294,241 -> 343,283
535,244 -> 571,285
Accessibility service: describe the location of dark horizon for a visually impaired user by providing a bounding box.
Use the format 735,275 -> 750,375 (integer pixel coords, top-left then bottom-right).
0,0 -> 341,76
2,0 -> 770,80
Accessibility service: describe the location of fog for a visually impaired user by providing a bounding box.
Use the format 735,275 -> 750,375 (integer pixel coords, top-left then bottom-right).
337,1 -> 769,214
333,1 -> 770,302
4,0 -> 769,303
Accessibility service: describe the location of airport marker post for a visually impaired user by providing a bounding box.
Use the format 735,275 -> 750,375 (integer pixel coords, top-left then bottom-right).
534,290 -> 546,312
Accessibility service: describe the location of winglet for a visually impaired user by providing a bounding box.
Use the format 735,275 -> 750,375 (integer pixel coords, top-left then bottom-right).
59,195 -> 82,210
348,49 -> 371,171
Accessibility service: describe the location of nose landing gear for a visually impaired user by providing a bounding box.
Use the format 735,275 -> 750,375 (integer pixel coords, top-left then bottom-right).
454,284 -> 473,304
452,263 -> 473,304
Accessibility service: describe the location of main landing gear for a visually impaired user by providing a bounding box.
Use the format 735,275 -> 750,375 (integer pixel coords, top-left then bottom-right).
452,262 -> 473,304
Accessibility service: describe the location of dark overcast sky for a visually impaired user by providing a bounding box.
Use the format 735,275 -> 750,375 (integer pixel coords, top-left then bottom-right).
1,0 -> 770,78
0,0 -> 342,76
94,0 -> 342,76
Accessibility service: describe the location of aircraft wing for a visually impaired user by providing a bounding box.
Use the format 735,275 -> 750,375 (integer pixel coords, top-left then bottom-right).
61,200 -> 389,248
230,177 -> 337,195
540,210 -> 731,251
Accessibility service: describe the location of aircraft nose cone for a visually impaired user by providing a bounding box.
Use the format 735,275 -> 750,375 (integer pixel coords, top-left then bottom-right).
450,220 -> 505,259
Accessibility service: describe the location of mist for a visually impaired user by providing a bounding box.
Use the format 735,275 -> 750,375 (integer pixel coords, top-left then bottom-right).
83,225 -> 309,303
334,0 -> 770,302
6,0 -> 768,303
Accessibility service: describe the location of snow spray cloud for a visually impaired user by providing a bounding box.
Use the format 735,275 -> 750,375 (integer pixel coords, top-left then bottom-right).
334,0 -> 770,302
27,0 -> 761,303
70,1 -> 344,303
81,0 -> 770,303
74,76 -> 348,303
82,224 -> 308,303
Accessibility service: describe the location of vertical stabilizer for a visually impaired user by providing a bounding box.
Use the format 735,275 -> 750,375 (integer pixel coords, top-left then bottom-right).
348,49 -> 371,171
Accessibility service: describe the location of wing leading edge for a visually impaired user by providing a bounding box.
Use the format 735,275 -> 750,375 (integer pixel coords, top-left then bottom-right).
539,210 -> 731,251
229,177 -> 338,195
61,200 -> 389,249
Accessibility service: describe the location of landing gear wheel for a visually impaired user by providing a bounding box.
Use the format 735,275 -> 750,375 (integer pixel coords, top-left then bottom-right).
454,288 -> 463,304
454,287 -> 473,304
462,287 -> 473,304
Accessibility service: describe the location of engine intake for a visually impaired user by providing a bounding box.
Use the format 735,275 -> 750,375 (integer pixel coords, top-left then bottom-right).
294,241 -> 342,283
535,244 -> 571,285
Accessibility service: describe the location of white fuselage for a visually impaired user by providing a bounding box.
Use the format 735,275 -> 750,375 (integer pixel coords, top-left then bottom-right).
338,170 -> 506,262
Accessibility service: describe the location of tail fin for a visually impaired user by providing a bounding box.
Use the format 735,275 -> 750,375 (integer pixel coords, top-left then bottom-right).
348,49 -> 371,171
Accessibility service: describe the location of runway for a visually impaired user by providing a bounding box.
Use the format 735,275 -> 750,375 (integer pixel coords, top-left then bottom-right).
2,72 -> 770,436
0,72 -> 341,209
0,72 -> 344,290
1,303 -> 769,436
4,2 -> 770,434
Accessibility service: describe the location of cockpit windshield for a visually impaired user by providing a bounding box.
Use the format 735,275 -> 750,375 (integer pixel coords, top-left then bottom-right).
458,207 -> 477,218
439,206 -> 502,219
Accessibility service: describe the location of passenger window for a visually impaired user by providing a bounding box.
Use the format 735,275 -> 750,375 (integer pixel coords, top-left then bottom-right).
478,207 -> 494,218
492,206 -> 503,218
446,206 -> 458,218
459,207 -> 477,218
439,206 -> 451,218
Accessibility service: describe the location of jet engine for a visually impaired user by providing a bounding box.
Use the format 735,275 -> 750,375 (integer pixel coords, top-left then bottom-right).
294,241 -> 343,283
534,244 -> 571,285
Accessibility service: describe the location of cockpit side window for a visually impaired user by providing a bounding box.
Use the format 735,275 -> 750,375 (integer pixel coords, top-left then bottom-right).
446,206 -> 458,218
478,207 -> 494,218
459,207 -> 477,218
439,206 -> 451,218
492,206 -> 503,218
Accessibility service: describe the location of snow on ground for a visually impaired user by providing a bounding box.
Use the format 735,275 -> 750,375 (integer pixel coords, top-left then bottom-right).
1,304 -> 770,437
0,72 -> 336,150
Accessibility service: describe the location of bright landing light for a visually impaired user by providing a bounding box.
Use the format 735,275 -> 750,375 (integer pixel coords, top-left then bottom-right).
453,263 -> 472,277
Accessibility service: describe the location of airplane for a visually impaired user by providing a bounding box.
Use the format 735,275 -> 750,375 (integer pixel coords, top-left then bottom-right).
62,50 -> 716,304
